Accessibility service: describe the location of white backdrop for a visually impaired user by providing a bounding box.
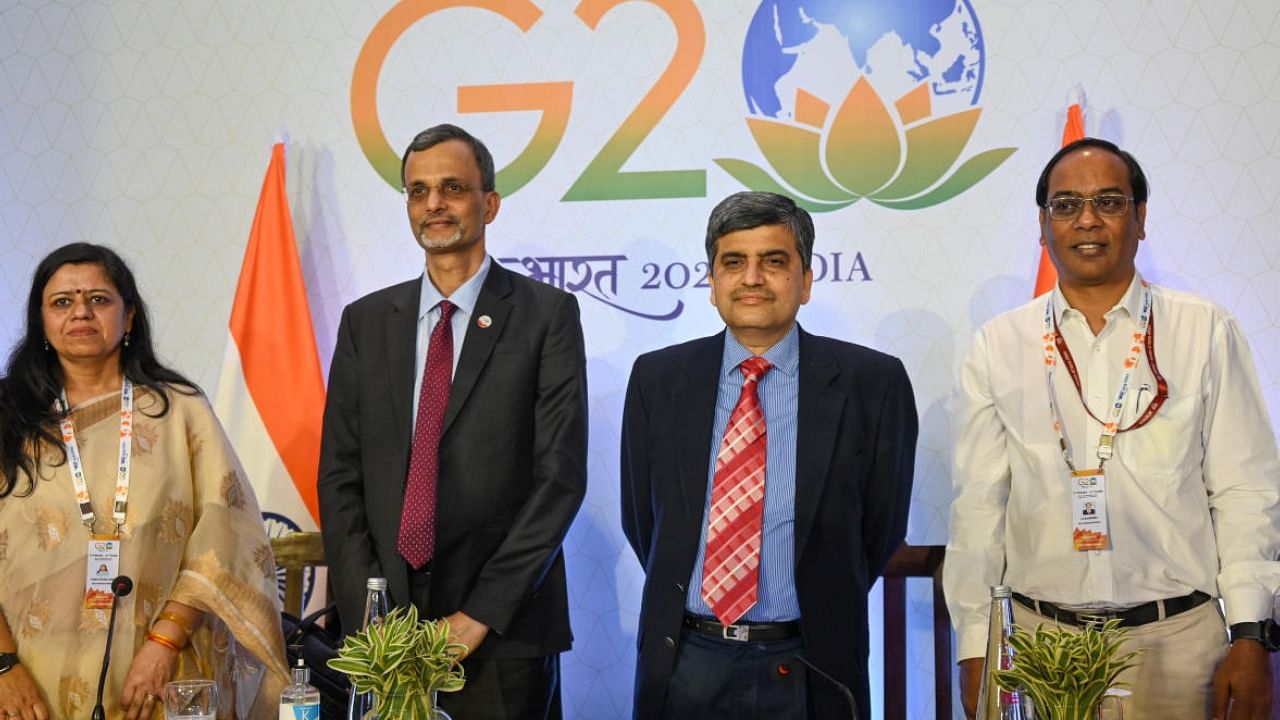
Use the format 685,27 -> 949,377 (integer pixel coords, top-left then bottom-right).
3,2 -> 1279,717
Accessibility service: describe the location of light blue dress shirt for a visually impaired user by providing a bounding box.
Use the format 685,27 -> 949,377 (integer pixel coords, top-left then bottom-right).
411,254 -> 491,429
685,324 -> 802,622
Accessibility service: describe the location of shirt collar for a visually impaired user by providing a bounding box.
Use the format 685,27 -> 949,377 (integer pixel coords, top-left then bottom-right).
418,254 -> 491,320
721,323 -> 801,379
1051,271 -> 1145,325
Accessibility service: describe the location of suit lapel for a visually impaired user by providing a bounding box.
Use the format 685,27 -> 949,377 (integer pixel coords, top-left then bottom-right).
673,334 -> 725,527
793,330 -> 842,561
442,263 -> 513,434
387,277 -> 423,454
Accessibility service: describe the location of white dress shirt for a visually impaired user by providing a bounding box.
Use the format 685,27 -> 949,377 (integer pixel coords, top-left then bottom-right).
944,273 -> 1280,660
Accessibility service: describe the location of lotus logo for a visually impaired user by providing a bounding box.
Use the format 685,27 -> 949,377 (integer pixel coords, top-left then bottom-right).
720,1 -> 1016,212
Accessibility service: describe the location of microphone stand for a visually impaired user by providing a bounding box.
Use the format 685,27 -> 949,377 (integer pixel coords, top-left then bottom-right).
792,654 -> 860,720
92,576 -> 133,720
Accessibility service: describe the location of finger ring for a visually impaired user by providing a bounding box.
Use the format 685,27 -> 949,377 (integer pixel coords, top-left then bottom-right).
144,693 -> 157,702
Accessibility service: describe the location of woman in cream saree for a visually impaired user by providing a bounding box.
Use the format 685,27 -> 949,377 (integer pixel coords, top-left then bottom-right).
0,244 -> 288,719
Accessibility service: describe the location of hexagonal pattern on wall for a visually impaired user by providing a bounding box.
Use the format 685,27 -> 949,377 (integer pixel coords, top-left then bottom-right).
3,2 -> 1279,718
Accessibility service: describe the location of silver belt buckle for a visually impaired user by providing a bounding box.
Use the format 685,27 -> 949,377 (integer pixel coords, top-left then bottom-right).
1078,609 -> 1120,627
722,623 -> 749,642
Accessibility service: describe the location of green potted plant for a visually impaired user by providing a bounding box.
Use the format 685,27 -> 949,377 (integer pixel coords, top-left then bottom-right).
994,618 -> 1140,720
328,605 -> 467,719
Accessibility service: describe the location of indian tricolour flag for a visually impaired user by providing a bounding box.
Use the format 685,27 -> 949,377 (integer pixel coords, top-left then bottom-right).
1035,86 -> 1087,297
215,141 -> 326,611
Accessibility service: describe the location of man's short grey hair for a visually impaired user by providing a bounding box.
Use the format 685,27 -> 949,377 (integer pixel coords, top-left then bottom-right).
704,191 -> 814,270
399,123 -> 497,192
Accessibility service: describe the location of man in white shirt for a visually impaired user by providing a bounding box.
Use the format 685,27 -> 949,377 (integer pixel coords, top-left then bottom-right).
945,138 -> 1280,719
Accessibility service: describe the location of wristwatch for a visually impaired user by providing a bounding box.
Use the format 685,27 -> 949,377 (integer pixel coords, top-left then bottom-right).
0,652 -> 19,675
1229,620 -> 1280,652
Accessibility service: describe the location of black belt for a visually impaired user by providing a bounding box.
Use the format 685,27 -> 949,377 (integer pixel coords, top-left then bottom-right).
682,614 -> 801,642
1012,590 -> 1212,628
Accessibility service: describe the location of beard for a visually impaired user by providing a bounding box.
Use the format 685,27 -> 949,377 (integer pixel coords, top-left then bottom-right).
416,216 -> 464,250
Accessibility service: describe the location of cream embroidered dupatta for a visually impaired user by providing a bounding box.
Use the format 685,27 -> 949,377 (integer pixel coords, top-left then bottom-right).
0,387 -> 289,719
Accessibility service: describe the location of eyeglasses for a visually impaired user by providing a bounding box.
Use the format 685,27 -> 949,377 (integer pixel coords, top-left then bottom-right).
404,182 -> 474,203
1042,193 -> 1134,220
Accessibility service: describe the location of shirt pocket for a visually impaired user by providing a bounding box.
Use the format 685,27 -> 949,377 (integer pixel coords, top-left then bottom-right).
1114,394 -> 1201,486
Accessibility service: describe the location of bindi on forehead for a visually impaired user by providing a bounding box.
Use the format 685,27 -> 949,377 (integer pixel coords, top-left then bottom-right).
46,286 -> 111,299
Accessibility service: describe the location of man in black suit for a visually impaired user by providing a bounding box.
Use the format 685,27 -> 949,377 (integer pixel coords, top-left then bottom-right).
621,191 -> 917,720
318,123 -> 587,719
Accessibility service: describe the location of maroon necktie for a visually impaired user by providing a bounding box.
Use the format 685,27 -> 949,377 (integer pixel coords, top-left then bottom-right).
701,355 -> 771,625
398,300 -> 456,569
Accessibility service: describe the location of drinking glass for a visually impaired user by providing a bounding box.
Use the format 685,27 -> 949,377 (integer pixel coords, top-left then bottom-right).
163,679 -> 218,720
1098,694 -> 1124,720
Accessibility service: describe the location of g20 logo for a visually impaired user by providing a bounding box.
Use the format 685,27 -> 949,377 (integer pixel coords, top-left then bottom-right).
351,0 -> 1014,211
352,0 -> 705,202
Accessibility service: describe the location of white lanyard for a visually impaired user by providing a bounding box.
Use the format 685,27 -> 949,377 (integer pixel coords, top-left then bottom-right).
1041,283 -> 1152,471
59,378 -> 134,534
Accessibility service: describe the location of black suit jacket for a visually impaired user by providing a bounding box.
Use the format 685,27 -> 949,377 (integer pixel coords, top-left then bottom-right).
318,262 -> 588,659
620,328 -> 917,719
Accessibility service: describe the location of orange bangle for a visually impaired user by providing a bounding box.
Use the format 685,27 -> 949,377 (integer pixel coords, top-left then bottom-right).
158,611 -> 194,637
146,630 -> 182,651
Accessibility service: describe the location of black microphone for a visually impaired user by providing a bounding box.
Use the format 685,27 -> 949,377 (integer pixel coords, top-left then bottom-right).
789,654 -> 859,720
92,575 -> 133,720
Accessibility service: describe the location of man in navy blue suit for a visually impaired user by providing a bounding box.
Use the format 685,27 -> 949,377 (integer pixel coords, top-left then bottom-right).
621,191 -> 918,719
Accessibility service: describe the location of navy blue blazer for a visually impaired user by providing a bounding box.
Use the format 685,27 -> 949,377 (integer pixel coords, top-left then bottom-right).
621,327 -> 917,719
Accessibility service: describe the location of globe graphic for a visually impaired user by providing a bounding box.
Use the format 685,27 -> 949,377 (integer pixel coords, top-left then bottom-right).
742,0 -> 985,122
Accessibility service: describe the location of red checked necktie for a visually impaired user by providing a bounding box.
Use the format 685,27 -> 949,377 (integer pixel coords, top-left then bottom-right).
398,300 -> 456,569
701,355 -> 772,625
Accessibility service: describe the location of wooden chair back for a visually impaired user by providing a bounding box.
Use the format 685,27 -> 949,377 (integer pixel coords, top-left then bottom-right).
881,543 -> 951,720
270,531 -> 327,617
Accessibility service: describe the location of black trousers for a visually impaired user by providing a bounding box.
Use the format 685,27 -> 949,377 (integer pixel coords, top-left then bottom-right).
437,654 -> 561,720
409,565 -> 562,720
660,626 -> 812,720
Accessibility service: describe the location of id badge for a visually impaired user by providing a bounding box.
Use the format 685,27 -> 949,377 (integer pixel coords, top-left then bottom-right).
85,536 -> 121,609
1071,469 -> 1111,551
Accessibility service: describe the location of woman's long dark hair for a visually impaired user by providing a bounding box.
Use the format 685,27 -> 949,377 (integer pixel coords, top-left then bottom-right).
0,243 -> 199,497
